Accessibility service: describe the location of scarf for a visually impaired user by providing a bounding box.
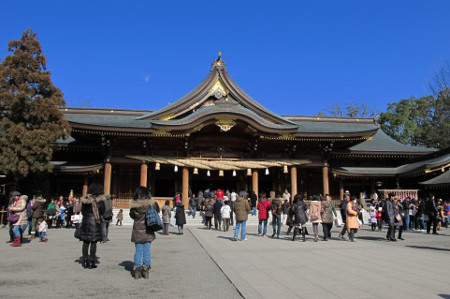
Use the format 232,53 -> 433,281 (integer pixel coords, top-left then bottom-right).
92,200 -> 100,224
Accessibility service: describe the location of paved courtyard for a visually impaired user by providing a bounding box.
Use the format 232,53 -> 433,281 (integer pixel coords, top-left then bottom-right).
0,224 -> 449,299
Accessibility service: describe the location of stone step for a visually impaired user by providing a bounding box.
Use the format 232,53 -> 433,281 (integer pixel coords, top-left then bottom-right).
113,209 -> 372,227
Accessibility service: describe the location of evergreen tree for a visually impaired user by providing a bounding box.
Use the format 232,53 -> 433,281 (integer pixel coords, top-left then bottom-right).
0,29 -> 70,182
378,96 -> 434,147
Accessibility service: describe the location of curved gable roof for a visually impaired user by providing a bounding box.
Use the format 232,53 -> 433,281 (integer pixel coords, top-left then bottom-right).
136,57 -> 297,126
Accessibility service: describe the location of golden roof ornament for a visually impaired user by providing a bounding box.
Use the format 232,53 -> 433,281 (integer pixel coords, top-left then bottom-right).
212,52 -> 224,67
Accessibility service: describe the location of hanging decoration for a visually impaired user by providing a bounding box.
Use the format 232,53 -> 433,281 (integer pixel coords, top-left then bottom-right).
219,170 -> 224,177
174,165 -> 178,172
155,162 -> 160,171
193,168 -> 198,175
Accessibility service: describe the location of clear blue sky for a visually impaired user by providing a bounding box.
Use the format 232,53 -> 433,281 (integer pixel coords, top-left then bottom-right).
1,0 -> 450,116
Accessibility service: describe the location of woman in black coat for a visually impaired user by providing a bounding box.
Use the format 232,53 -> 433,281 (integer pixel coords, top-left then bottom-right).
292,194 -> 308,242
174,201 -> 186,235
78,183 -> 105,269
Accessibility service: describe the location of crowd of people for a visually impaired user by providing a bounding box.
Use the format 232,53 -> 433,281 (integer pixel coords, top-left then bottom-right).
181,188 -> 449,244
4,184 -> 449,280
5,188 -> 114,248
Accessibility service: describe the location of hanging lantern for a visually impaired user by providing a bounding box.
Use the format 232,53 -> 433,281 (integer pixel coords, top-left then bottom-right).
232,170 -> 236,177
283,165 -> 288,174
155,162 -> 160,171
193,167 -> 198,175
174,165 -> 178,172
247,169 -> 251,176
265,168 -> 269,175
207,170 -> 211,177
219,170 -> 224,177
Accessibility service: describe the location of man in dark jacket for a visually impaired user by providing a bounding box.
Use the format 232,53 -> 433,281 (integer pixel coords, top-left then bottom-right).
385,194 -> 396,241
338,192 -> 350,240
250,191 -> 257,216
101,195 -> 113,242
425,195 -> 439,234
213,199 -> 223,230
271,198 -> 282,238
31,196 -> 46,238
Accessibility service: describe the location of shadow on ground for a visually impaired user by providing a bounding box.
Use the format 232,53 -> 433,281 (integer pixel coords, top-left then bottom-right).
119,261 -> 134,277
406,246 -> 450,252
356,236 -> 387,241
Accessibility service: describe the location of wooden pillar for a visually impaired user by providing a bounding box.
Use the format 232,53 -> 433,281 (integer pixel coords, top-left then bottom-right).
82,176 -> 88,197
322,162 -> 329,195
252,170 -> 258,196
103,159 -> 112,195
339,179 -> 344,200
371,180 -> 376,199
290,167 -> 297,201
182,168 -> 189,208
140,162 -> 148,187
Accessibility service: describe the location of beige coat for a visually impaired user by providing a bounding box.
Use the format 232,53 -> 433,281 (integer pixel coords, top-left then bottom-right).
309,201 -> 322,223
346,201 -> 359,229
9,195 -> 28,226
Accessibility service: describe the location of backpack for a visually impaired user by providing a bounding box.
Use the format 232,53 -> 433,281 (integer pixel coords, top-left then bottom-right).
146,207 -> 163,232
103,197 -> 113,220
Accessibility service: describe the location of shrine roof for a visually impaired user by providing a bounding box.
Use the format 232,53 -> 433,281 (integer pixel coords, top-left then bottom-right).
420,170 -> 450,186
333,150 -> 450,177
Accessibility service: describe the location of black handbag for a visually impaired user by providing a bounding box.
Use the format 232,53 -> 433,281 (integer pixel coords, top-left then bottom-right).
74,224 -> 81,239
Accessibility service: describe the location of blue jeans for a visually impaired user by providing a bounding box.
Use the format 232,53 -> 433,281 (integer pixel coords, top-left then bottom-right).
27,219 -> 32,235
272,215 -> 281,237
38,232 -> 46,238
258,219 -> 268,235
405,213 -> 410,230
134,242 -> 151,267
234,221 -> 247,240
252,207 -> 257,216
190,206 -> 197,218
12,224 -> 28,238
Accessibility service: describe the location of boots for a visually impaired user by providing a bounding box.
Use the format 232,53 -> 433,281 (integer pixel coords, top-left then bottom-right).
11,237 -> 21,247
286,226 -> 292,235
350,230 -> 355,242
88,257 -> 97,269
142,266 -> 150,279
82,257 -> 88,269
134,266 -> 142,279
292,228 -> 297,241
302,228 -> 306,242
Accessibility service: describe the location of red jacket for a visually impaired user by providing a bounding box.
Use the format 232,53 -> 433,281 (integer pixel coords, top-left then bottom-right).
257,200 -> 271,220
216,189 -> 224,199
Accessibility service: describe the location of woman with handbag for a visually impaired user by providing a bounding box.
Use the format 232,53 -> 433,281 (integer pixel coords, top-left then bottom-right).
346,197 -> 359,242
129,186 -> 157,279
77,183 -> 105,269
8,194 -> 28,247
